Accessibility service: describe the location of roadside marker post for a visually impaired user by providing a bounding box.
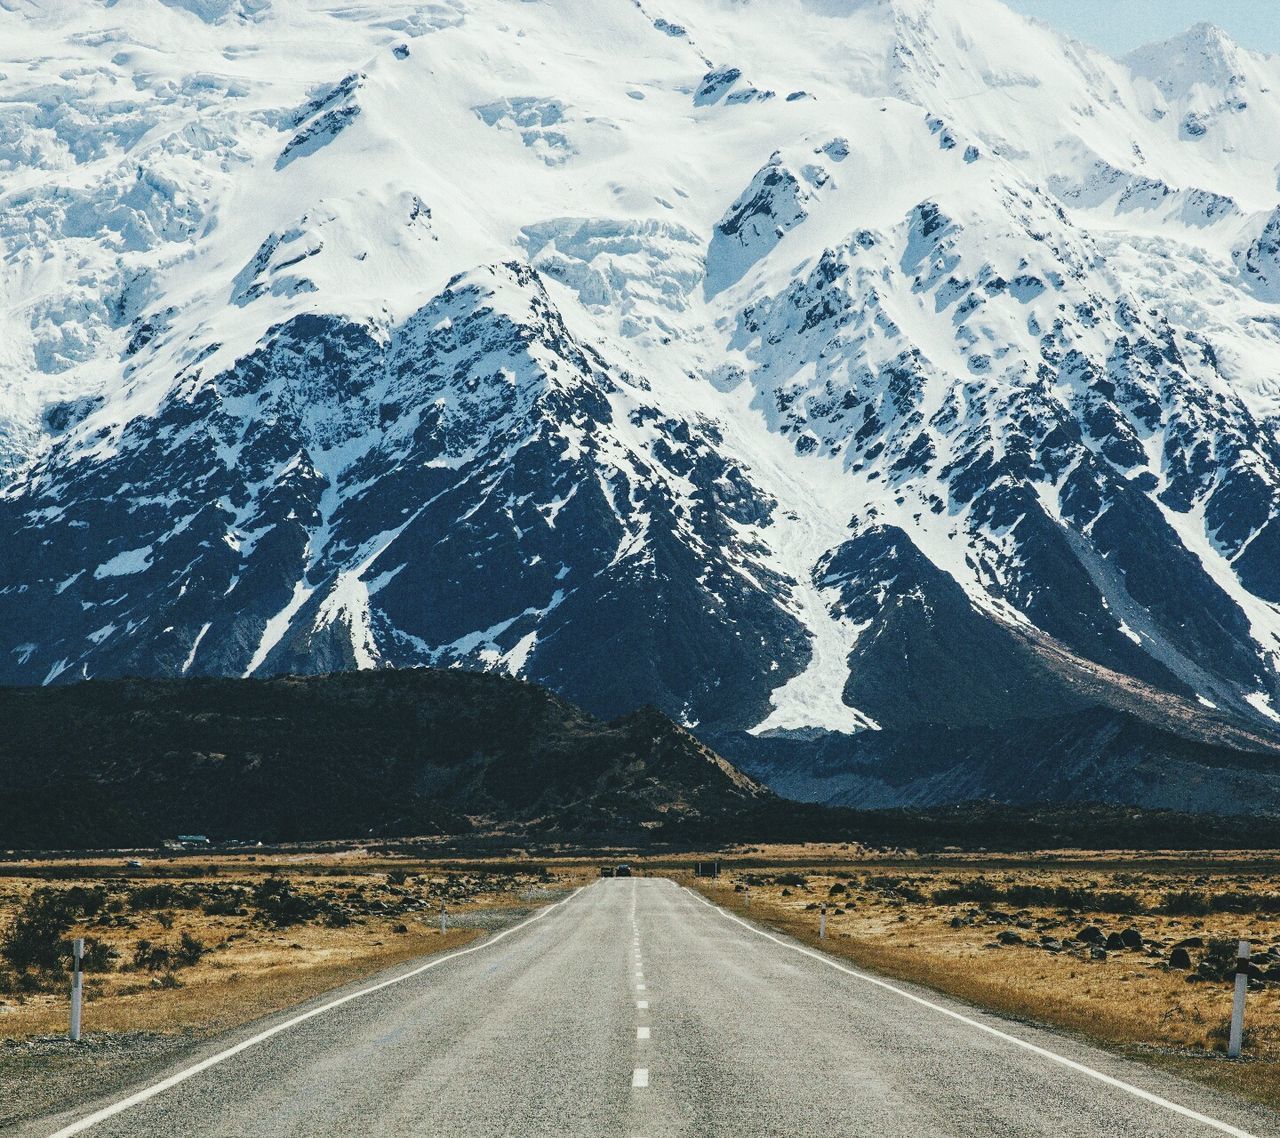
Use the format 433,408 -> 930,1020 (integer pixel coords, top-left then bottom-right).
1228,940 -> 1250,1059
819,905 -> 827,939
744,885 -> 750,910
439,900 -> 446,935
69,937 -> 84,1042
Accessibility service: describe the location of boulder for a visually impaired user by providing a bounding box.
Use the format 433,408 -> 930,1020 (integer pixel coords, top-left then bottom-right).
1169,946 -> 1192,970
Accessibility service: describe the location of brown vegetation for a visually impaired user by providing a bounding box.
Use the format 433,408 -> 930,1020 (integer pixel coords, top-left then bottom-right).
0,852 -> 581,1039
681,853 -> 1280,1111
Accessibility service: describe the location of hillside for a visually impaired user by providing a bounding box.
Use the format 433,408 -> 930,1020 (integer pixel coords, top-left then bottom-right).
5,0 -> 1280,810
719,706 -> 1280,816
0,669 -> 768,848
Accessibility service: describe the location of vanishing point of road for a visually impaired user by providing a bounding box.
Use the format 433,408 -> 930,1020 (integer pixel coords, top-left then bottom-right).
26,879 -> 1279,1138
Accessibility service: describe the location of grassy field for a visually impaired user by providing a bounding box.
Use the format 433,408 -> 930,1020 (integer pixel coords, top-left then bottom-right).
0,851 -> 587,1040
676,848 -> 1280,1111
3,843 -> 1278,1123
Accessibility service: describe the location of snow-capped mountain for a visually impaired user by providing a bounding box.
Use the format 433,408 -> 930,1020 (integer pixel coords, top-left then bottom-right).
6,0 -> 1280,810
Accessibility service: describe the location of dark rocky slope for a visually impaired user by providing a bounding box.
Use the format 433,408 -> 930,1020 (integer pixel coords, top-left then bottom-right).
719,705 -> 1280,817
0,669 -> 768,849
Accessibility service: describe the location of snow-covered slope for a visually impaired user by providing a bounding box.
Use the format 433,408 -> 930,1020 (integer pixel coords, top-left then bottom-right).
5,0 -> 1280,807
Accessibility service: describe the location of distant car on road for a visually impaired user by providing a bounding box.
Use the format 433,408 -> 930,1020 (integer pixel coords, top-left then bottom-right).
599,866 -> 614,877
615,864 -> 632,877
125,859 -> 143,868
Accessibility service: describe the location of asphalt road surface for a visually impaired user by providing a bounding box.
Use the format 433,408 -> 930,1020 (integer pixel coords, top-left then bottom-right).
29,878 -> 1279,1138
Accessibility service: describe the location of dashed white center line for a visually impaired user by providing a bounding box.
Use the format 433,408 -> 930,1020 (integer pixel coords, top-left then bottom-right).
636,1026 -> 650,1040
636,1000 -> 648,1009
635,970 -> 644,978
632,1068 -> 649,1088
636,983 -> 646,991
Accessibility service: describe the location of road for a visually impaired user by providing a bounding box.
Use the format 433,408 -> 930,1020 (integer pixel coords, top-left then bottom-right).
30,878 -> 1279,1138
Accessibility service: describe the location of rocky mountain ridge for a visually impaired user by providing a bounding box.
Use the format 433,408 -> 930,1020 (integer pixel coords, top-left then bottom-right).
4,0 -> 1280,809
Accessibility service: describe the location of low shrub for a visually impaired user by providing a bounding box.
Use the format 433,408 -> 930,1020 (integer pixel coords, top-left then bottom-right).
81,938 -> 119,972
1161,891 -> 1212,917
133,932 -> 207,971
132,939 -> 171,971
1,890 -> 75,972
253,877 -> 323,927
129,884 -> 200,912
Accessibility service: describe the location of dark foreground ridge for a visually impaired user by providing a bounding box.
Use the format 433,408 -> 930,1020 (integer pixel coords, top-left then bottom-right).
5,669 -> 1280,852
0,669 -> 771,848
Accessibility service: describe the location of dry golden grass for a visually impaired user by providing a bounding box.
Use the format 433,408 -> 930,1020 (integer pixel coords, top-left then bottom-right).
5,844 -> 1278,1114
0,853 -> 588,1042
680,858 -> 1280,1112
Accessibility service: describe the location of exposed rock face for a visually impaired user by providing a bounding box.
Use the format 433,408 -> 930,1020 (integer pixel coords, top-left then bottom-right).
5,0 -> 1280,812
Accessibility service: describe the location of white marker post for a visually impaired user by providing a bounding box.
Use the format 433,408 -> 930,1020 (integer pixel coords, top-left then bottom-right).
1228,940 -> 1250,1059
69,937 -> 84,1043
744,885 -> 750,910
439,900 -> 446,935
819,905 -> 827,939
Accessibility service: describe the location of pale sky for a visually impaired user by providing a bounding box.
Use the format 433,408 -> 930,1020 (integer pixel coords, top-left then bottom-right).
1004,1 -> 1280,57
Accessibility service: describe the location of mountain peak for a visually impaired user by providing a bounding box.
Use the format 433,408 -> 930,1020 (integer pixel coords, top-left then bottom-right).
1126,21 -> 1250,94
7,0 -> 1280,821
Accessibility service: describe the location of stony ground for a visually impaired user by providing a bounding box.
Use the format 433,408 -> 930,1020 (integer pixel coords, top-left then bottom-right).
682,852 -> 1280,1111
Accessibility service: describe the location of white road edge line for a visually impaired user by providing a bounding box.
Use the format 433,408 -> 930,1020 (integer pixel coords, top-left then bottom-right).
47,886 -> 590,1138
683,887 -> 1261,1138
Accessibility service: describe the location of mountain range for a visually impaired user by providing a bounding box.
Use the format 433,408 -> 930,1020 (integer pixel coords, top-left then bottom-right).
5,0 -> 1280,813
